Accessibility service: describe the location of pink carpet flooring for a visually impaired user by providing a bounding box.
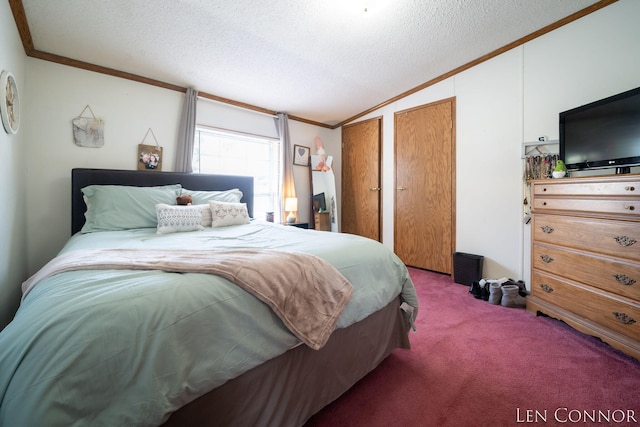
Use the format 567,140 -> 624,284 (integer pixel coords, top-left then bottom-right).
306,267 -> 640,427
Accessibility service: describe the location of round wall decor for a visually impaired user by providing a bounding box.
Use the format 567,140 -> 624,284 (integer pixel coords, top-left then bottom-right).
1,70 -> 20,134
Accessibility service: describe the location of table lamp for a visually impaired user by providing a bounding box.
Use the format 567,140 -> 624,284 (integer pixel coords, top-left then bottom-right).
285,197 -> 298,223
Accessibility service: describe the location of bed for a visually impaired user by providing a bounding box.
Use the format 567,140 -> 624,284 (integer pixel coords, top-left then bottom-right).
0,168 -> 418,427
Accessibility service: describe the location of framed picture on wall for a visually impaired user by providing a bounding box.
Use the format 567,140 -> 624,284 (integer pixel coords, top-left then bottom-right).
293,144 -> 310,166
138,144 -> 163,171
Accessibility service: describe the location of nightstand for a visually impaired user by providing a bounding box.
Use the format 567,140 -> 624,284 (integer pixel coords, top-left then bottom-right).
285,222 -> 309,229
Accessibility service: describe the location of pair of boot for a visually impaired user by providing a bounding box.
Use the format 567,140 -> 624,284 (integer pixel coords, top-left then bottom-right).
470,281 -> 487,300
488,282 -> 526,308
484,277 -> 508,304
475,278 -> 505,300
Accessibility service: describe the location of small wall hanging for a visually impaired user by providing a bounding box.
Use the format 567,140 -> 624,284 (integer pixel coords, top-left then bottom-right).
1,70 -> 20,134
72,105 -> 104,147
137,128 -> 163,171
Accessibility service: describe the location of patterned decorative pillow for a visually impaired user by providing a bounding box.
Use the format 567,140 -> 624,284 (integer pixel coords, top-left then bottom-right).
155,204 -> 204,234
208,200 -> 250,228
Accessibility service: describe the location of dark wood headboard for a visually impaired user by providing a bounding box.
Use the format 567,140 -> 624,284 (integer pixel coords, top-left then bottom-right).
71,168 -> 254,234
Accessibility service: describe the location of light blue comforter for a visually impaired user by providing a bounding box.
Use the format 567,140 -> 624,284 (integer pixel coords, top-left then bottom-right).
0,222 -> 417,426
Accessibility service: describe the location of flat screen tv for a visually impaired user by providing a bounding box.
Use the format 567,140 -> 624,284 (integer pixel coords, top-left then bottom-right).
559,86 -> 640,174
313,192 -> 326,212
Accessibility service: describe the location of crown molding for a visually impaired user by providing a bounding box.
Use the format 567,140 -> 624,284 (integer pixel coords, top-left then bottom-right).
9,0 -> 617,130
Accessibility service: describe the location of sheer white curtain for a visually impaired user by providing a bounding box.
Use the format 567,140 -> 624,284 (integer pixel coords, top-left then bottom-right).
174,88 -> 198,172
276,112 -> 296,221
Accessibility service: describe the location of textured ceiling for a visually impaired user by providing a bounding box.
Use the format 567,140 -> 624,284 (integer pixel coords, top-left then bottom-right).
20,0 -> 602,125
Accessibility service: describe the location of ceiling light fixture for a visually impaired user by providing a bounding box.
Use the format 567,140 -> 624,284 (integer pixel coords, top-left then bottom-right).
362,0 -> 389,14
333,0 -> 387,16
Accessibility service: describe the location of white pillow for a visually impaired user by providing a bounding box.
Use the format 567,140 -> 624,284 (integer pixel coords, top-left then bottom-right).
181,188 -> 243,204
208,200 -> 250,228
194,204 -> 213,226
156,204 -> 204,234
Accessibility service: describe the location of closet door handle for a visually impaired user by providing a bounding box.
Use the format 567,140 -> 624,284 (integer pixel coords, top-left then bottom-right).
396,187 -> 406,191
369,187 -> 381,191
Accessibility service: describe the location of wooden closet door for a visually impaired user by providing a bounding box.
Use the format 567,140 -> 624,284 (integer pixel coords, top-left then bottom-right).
341,117 -> 382,241
394,98 -> 455,273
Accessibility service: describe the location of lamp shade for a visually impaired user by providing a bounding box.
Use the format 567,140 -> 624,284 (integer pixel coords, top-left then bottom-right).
285,197 -> 298,212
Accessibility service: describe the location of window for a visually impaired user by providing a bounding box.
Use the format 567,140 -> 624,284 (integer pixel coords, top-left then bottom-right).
192,127 -> 281,221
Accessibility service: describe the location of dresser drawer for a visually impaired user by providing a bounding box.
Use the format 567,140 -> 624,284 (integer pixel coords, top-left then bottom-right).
533,214 -> 640,262
532,197 -> 640,216
532,243 -> 640,300
533,180 -> 640,197
531,271 -> 640,341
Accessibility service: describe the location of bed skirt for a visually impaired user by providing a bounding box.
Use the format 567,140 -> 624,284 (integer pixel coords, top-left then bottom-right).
162,297 -> 410,427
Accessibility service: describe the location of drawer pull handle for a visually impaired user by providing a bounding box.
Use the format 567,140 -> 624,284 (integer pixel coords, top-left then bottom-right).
540,225 -> 554,234
625,186 -> 636,191
612,312 -> 636,325
614,236 -> 637,247
613,274 -> 636,286
539,283 -> 554,293
542,202 -> 547,206
540,255 -> 554,263
624,205 -> 635,211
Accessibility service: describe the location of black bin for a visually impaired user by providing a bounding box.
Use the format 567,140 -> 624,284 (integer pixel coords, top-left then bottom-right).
453,252 -> 484,286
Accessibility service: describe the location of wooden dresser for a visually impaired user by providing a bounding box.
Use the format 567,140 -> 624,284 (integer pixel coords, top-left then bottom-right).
314,212 -> 331,231
527,175 -> 640,360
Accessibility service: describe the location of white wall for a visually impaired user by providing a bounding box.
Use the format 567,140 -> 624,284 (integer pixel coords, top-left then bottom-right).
196,98 -> 280,139
0,1 -> 27,329
24,60 -> 183,274
523,1 -> 640,142
345,0 -> 640,284
23,59 -> 337,277
455,49 -> 523,279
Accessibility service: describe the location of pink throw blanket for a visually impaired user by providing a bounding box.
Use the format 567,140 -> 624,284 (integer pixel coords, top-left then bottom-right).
22,249 -> 353,350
